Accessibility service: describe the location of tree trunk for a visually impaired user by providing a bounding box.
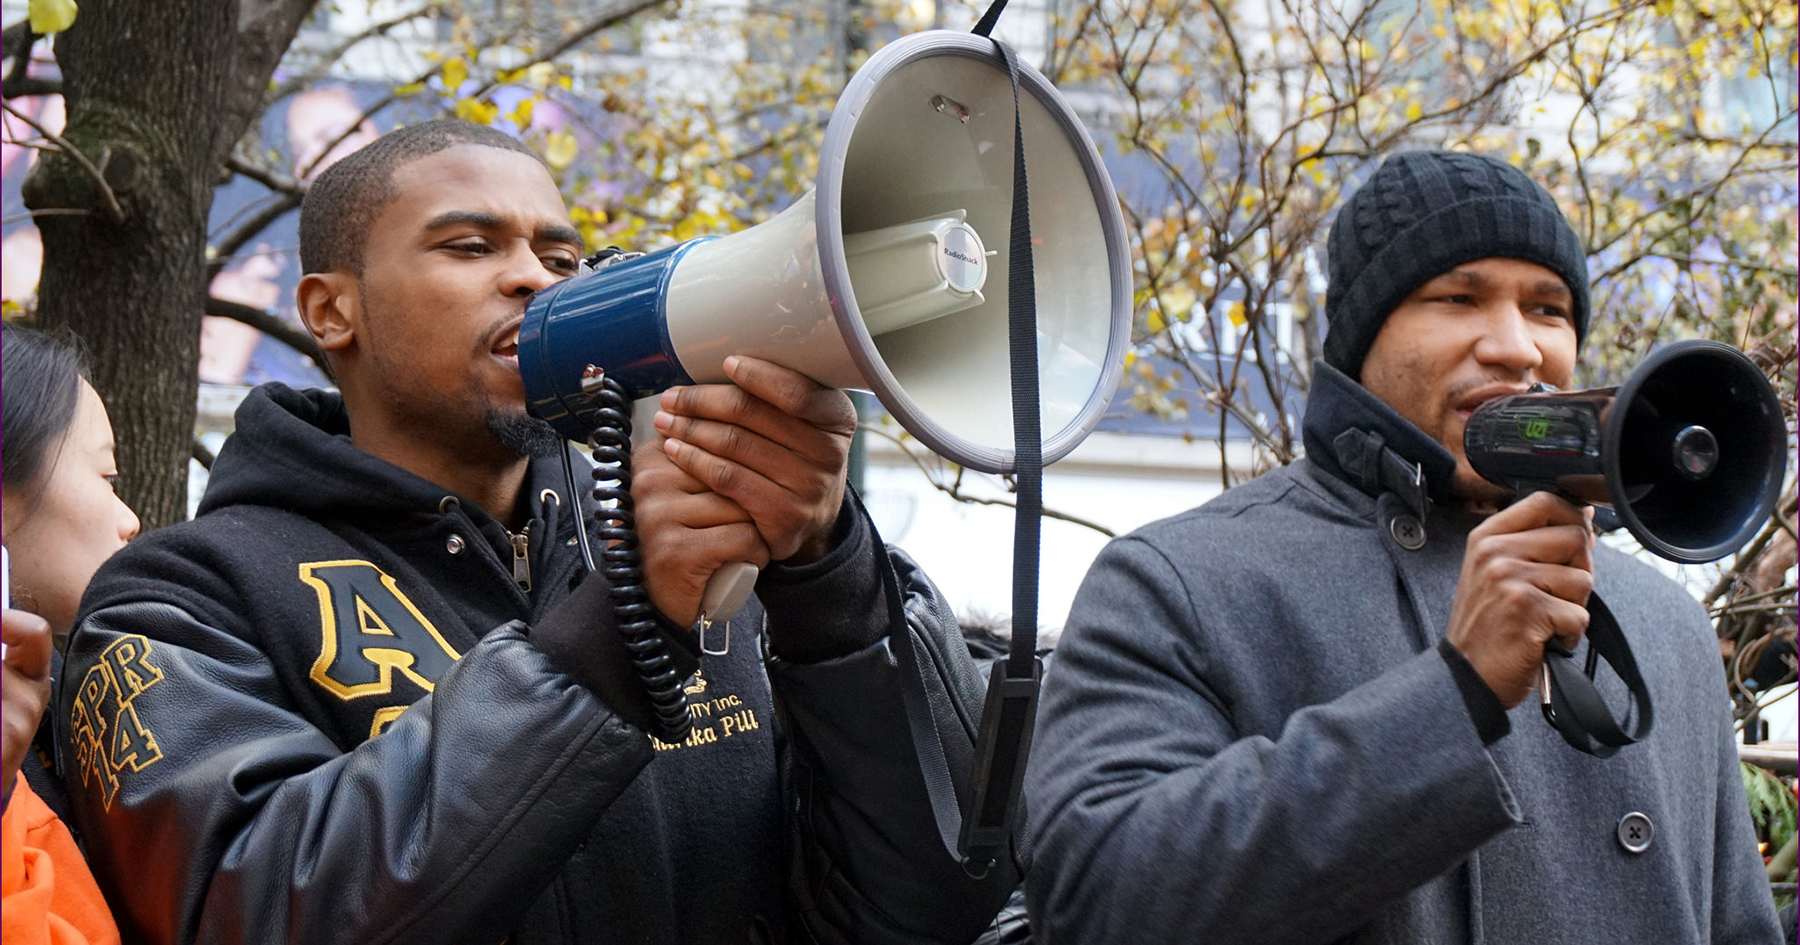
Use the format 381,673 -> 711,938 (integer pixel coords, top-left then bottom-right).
21,0 -> 314,531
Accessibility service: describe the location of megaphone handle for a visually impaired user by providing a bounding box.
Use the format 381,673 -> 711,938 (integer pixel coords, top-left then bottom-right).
696,561 -> 760,655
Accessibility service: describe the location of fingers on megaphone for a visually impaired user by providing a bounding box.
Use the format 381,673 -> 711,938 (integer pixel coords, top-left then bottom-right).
720,356 -> 858,432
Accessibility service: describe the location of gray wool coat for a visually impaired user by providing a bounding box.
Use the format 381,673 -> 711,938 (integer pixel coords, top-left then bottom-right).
1024,364 -> 1782,945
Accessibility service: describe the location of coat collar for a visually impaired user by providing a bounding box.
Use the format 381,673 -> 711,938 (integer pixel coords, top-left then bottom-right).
1301,360 -> 1458,518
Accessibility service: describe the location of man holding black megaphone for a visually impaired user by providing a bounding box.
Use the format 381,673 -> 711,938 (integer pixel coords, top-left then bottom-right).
1025,150 -> 1786,944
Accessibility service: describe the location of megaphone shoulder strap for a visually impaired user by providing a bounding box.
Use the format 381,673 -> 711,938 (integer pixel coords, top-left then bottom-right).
871,25 -> 1048,879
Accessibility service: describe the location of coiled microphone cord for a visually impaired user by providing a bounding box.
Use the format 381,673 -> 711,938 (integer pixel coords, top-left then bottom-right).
562,373 -> 693,743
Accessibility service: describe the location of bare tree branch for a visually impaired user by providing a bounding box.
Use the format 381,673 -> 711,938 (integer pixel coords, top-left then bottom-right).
1,20 -> 36,60
1,19 -> 41,98
298,0 -> 676,181
225,150 -> 308,196
1,207 -> 87,224
3,76 -> 60,97
204,295 -> 332,379
1,99 -> 126,223
857,423 -> 1118,537
211,0 -> 324,167
2,64 -> 59,98
207,191 -> 303,280
270,3 -> 440,102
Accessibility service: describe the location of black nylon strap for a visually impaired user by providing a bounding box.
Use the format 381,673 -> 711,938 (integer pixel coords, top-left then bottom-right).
972,0 -> 1009,37
858,487 -> 969,862
993,40 -> 1042,681
1541,593 -> 1654,758
951,33 -> 1046,875
875,20 -> 1045,877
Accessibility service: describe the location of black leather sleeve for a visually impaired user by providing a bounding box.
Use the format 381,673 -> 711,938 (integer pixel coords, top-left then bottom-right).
58,602 -> 654,945
763,527 -> 1019,945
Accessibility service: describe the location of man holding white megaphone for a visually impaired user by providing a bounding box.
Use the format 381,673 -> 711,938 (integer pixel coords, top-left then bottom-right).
58,17 -> 1134,945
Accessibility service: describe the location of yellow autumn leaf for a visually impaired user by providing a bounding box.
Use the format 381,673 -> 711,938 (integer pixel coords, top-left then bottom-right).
1653,0 -> 1674,15
29,0 -> 77,33
1160,286 -> 1196,320
544,131 -> 578,170
1147,306 -> 1167,333
454,97 -> 498,125
1227,302 -> 1247,328
442,58 -> 468,91
28,0 -> 76,33
1405,101 -> 1423,122
510,97 -> 536,130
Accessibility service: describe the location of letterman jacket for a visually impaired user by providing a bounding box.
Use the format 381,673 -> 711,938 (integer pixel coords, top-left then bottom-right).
57,383 -> 1014,945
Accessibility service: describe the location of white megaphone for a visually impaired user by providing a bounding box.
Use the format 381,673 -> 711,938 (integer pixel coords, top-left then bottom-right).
518,30 -> 1132,617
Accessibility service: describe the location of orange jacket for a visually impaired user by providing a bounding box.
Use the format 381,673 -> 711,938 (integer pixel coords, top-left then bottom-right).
2,776 -> 120,945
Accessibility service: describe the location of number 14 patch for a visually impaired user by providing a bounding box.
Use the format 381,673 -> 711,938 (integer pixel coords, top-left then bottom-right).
69,635 -> 167,810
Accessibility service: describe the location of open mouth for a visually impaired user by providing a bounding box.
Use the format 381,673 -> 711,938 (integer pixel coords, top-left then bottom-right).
492,323 -> 522,367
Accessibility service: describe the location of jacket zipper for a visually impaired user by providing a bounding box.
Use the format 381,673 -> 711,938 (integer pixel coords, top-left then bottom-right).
509,524 -> 532,593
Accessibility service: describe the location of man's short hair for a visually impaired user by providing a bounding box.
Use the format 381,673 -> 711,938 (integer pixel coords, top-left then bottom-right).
299,119 -> 544,276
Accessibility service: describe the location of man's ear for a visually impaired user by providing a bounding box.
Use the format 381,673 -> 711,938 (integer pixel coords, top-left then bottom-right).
296,271 -> 361,355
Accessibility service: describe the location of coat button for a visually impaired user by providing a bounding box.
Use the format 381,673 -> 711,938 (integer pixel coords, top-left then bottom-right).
1389,514 -> 1426,550
446,534 -> 466,555
1616,811 -> 1653,853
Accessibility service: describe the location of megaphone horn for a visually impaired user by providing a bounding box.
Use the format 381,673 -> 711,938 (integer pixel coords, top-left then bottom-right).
519,30 -> 1133,476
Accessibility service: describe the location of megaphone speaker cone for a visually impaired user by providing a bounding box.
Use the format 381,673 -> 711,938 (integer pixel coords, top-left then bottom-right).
1603,340 -> 1787,563
817,31 -> 1133,474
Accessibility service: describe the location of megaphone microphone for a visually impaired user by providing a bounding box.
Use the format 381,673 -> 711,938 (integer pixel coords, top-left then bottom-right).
1464,339 -> 1788,756
520,28 -> 1132,870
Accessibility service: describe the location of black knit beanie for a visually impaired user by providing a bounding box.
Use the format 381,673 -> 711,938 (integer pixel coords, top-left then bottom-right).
1322,150 -> 1590,378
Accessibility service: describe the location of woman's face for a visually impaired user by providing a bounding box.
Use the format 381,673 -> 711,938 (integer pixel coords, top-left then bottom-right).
2,381 -> 140,636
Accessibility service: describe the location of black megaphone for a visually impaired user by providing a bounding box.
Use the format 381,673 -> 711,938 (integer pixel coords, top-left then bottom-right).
1464,339 -> 1787,563
1463,339 -> 1788,757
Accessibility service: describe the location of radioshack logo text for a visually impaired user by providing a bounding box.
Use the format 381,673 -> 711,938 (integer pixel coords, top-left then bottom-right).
70,635 -> 166,810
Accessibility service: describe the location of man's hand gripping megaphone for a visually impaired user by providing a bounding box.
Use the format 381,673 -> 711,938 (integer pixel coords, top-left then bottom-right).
636,355 -> 858,634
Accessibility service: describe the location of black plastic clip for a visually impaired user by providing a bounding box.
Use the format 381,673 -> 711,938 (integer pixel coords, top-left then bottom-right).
958,655 -> 1043,877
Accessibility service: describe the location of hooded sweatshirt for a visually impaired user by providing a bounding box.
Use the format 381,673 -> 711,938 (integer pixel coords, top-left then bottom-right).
57,384 -> 1013,945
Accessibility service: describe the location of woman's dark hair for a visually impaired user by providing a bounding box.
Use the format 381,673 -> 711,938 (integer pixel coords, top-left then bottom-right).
2,321 -> 90,491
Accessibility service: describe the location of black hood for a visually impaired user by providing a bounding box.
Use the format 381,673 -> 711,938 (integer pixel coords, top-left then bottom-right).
197,383 -> 474,518
1301,360 -> 1458,508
